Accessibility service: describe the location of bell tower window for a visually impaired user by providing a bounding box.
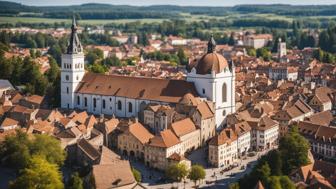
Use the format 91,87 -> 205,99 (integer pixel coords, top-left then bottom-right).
222,83 -> 227,103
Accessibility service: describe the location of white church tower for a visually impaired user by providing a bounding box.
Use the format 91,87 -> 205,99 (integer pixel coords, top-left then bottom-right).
187,36 -> 235,128
61,17 -> 85,109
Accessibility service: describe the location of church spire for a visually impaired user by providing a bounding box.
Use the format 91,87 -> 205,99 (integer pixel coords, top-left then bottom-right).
66,16 -> 83,54
207,35 -> 216,53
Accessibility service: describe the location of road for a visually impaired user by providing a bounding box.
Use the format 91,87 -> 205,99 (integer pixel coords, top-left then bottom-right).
134,147 -> 274,189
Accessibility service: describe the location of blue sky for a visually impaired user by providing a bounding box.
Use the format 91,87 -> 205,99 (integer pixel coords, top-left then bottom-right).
7,0 -> 336,6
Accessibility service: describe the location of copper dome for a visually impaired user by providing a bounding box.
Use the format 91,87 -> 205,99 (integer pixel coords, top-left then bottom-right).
194,36 -> 228,75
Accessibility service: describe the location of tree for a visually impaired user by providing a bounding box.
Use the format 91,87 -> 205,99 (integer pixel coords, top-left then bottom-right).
9,156 -> 64,189
67,172 -> 83,189
188,165 -> 205,187
0,130 -> 31,169
267,150 -> 282,176
228,182 -> 240,189
268,176 -> 282,189
279,176 -> 295,189
177,48 -> 188,65
256,47 -> 271,61
86,48 -> 104,65
102,56 -> 122,67
255,162 -> 271,185
247,48 -> 256,57
132,168 -> 142,183
46,57 -> 60,84
228,33 -> 235,46
279,126 -> 310,174
29,134 -> 66,166
89,63 -> 107,74
26,37 -> 37,48
48,44 -> 62,65
165,163 -> 189,182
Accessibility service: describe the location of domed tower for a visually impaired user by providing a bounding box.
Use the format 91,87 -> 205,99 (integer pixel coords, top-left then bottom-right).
60,17 -> 85,109
187,36 -> 235,128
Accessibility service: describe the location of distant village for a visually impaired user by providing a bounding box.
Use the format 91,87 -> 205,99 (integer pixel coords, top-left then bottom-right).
0,22 -> 335,189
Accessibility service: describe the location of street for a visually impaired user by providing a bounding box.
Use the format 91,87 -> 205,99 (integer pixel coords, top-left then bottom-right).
134,147 -> 274,189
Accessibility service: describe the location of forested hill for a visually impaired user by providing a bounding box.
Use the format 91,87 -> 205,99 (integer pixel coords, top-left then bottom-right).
1,1 -> 336,19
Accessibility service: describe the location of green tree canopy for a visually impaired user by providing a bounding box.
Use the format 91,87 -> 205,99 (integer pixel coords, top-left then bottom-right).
67,172 -> 83,189
29,134 -> 66,166
165,163 -> 189,182
9,156 -> 64,189
188,165 -> 206,187
132,168 -> 142,183
279,126 -> 310,174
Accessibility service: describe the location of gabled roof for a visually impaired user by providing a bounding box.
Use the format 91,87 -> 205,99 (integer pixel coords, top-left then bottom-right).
170,118 -> 197,137
148,129 -> 180,148
196,101 -> 214,120
209,128 -> 237,146
127,122 -> 154,144
76,73 -> 199,104
77,139 -> 100,161
0,117 -> 18,127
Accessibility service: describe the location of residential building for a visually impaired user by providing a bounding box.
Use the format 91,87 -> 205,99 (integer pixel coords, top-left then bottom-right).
208,128 -> 238,167
298,121 -> 336,160
249,116 -> 279,151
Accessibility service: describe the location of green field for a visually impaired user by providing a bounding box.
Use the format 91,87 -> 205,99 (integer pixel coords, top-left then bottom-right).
1,13 -> 335,26
0,16 -> 168,25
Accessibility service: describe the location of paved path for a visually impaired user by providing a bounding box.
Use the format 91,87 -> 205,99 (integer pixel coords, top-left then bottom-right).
134,147 -> 275,189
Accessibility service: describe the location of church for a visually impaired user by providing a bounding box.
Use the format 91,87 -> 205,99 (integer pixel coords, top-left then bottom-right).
61,18 -> 235,128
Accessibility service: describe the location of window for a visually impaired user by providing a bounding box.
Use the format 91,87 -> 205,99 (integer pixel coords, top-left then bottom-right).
222,83 -> 227,102
223,110 -> 226,116
76,75 -> 79,80
128,102 -> 133,113
84,97 -> 87,107
66,75 -> 69,81
202,88 -> 205,94
77,96 -> 80,105
93,98 -> 97,108
66,87 -> 69,94
117,101 -> 122,110
103,99 -> 106,109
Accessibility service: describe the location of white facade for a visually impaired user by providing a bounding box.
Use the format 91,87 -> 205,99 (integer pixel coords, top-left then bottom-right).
252,125 -> 279,151
237,132 -> 251,156
269,68 -> 298,81
61,53 -> 85,109
209,140 -> 238,167
187,67 -> 235,127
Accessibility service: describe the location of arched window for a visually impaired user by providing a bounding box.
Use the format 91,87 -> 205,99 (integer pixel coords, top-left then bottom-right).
117,101 -> 122,110
102,99 -> 106,109
77,96 -> 80,105
84,97 -> 87,107
93,98 -> 97,108
66,75 -> 69,81
128,102 -> 133,113
222,83 -> 227,103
